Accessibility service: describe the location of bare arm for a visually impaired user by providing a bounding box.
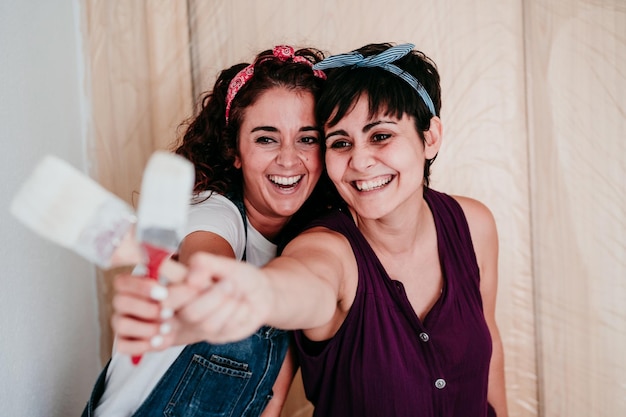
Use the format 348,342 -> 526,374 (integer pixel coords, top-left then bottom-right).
178,230 -> 236,262
457,196 -> 509,417
113,227 -> 352,354
164,227 -> 350,347
262,227 -> 349,332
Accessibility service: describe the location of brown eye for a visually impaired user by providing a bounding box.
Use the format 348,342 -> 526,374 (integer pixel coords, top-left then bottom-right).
329,139 -> 351,149
255,136 -> 276,144
372,133 -> 391,142
300,136 -> 320,145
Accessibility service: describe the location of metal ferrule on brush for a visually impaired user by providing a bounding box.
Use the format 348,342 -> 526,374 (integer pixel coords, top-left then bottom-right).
74,198 -> 137,268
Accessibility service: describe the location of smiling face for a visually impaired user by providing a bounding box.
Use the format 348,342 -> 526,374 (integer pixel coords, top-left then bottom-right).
235,87 -> 322,231
324,95 -> 441,221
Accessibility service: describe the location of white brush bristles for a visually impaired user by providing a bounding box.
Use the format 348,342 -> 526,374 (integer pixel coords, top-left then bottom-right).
10,155 -> 136,268
136,151 -> 194,251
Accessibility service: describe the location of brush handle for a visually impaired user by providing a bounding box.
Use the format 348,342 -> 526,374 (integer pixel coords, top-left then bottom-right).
131,243 -> 173,365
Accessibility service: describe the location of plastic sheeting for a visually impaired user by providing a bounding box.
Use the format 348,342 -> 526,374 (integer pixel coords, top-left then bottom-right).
80,1 -> 626,415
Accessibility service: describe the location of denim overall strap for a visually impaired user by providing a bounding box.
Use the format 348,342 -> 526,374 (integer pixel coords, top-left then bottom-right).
80,359 -> 111,417
132,188 -> 287,416
226,191 -> 247,261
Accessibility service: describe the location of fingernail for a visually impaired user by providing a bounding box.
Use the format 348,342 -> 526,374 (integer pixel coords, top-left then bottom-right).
133,264 -> 147,276
160,308 -> 173,320
150,335 -> 164,348
160,322 -> 172,335
150,285 -> 168,301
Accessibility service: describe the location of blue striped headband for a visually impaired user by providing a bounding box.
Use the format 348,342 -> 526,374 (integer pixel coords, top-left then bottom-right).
313,43 -> 436,116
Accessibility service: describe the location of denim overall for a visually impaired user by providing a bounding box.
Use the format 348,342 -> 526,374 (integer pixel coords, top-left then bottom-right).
81,195 -> 291,416
82,328 -> 290,417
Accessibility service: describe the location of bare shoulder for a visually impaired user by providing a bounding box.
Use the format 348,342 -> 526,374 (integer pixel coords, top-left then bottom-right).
451,195 -> 496,230
450,195 -> 498,253
281,226 -> 355,278
283,226 -> 352,257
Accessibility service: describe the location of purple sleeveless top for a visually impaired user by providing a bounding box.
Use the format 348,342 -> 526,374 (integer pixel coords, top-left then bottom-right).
294,189 -> 495,417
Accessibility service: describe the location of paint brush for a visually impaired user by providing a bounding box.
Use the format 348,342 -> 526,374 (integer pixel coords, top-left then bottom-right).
132,150 -> 194,363
10,155 -> 143,268
11,153 -> 193,364
135,150 -> 194,270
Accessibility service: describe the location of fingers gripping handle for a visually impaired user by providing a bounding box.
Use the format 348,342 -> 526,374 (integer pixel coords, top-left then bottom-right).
130,243 -> 172,365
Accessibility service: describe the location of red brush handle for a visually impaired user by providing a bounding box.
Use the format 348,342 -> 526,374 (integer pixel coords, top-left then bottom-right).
131,243 -> 171,365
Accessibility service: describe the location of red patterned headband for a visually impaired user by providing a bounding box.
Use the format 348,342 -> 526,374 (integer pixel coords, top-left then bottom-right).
224,45 -> 327,124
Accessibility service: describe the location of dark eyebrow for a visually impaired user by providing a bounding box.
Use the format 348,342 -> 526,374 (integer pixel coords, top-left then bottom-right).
250,125 -> 320,134
363,120 -> 396,132
250,126 -> 278,133
324,120 -> 396,142
324,129 -> 348,143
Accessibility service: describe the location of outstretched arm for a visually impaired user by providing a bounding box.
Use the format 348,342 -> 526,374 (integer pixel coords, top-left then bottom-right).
176,227 -> 345,343
112,227 -> 350,354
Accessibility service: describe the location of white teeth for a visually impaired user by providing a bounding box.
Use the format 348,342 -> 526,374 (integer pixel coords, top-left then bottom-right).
355,176 -> 392,191
269,175 -> 302,186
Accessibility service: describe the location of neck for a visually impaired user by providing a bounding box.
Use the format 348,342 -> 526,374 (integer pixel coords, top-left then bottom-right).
244,203 -> 291,242
354,195 -> 432,256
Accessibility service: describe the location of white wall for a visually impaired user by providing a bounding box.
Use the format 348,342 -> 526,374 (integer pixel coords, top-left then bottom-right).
0,1 -> 101,415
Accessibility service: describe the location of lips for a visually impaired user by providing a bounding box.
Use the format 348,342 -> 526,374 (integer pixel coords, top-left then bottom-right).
353,175 -> 393,191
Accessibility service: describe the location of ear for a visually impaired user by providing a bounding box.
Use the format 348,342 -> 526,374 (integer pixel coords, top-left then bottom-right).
233,154 -> 242,169
423,116 -> 442,159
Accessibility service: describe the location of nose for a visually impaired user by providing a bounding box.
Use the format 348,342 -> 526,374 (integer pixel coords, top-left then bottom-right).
276,142 -> 301,168
349,143 -> 375,171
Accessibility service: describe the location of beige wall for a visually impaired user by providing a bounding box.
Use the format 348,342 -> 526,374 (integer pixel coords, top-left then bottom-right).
81,1 -> 626,416
524,1 -> 626,415
81,0 -> 194,357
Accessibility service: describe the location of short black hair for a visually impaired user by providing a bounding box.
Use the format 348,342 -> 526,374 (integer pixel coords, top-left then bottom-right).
316,43 -> 442,186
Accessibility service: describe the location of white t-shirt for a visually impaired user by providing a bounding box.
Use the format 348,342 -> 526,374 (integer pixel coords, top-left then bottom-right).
95,192 -> 277,417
